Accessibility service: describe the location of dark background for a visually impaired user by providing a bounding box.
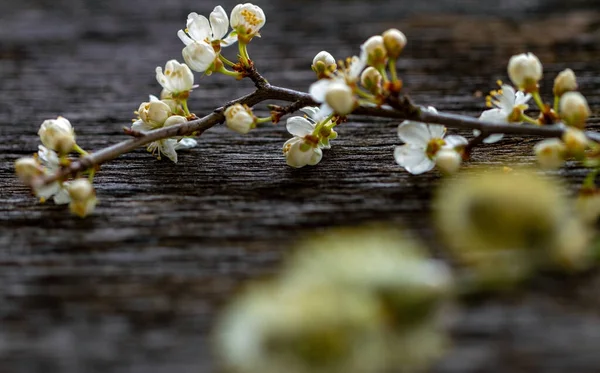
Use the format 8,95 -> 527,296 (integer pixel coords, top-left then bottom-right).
2,1 -> 600,372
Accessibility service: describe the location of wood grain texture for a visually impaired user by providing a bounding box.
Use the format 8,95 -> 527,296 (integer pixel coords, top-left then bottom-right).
2,1 -> 600,372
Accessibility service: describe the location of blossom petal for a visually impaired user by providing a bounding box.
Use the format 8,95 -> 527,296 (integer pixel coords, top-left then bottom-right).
299,106 -> 320,122
221,32 -> 238,47
186,12 -> 211,42
397,121 -> 431,147
479,108 -> 507,123
515,91 -> 531,107
177,29 -> 194,46
34,182 -> 61,200
428,124 -> 446,139
210,6 -> 229,41
308,148 -> 323,166
482,133 -> 505,143
160,139 -> 178,163
131,120 -> 153,133
175,138 -> 198,150
394,145 -> 435,174
444,135 -> 468,148
53,187 -> 71,205
309,79 -> 331,103
286,117 -> 315,137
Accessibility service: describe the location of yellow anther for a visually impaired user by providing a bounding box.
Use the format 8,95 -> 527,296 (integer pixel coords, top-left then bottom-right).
496,79 -> 503,87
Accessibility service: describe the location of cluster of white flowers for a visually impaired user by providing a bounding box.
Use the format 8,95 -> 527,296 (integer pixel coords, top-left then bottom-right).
15,117 -> 97,217
131,94 -> 197,163
178,4 -> 265,74
282,107 -> 337,168
309,29 -> 406,119
394,107 -> 467,175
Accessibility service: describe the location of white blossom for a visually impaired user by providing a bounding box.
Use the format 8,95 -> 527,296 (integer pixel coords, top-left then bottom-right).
177,6 -> 236,74
309,46 -> 367,120
507,52 -> 543,90
230,3 -> 266,38
38,116 -> 75,154
155,60 -> 195,96
34,145 -> 70,204
137,100 -> 171,128
394,107 -> 467,175
282,109 -> 333,168
475,85 -> 531,143
132,110 -> 195,163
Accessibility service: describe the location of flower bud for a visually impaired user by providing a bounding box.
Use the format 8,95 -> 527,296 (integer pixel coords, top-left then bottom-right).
360,67 -> 383,95
138,100 -> 171,127
311,51 -> 337,78
507,53 -> 543,91
230,3 -> 266,39
533,138 -> 566,169
15,157 -> 43,183
434,149 -> 462,174
224,104 -> 255,134
553,68 -> 577,97
383,28 -> 407,59
562,127 -> 588,157
363,35 -> 387,66
67,179 -> 97,218
164,115 -> 187,128
38,117 -> 75,154
560,92 -> 590,129
325,82 -> 355,115
68,178 -> 94,201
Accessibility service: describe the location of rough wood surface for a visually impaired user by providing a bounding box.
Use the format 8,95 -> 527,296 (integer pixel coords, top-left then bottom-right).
2,1 -> 600,372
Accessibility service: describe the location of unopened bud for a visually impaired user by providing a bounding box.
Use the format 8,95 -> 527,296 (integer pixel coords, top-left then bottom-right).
533,138 -> 566,169
360,66 -> 382,95
560,92 -> 590,129
562,127 -> 588,157
311,51 -> 337,78
38,116 -> 75,154
224,104 -> 255,134
553,68 -> 578,97
383,28 -> 407,59
363,35 -> 387,66
507,53 -> 543,91
434,149 -> 462,174
15,157 -> 43,183
325,82 -> 355,115
68,178 -> 94,201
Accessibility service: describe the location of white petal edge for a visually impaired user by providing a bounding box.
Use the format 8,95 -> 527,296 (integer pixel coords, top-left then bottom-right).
397,121 -> 431,147
286,117 -> 315,137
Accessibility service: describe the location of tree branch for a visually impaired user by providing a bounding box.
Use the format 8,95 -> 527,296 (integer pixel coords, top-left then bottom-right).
31,83 -> 600,190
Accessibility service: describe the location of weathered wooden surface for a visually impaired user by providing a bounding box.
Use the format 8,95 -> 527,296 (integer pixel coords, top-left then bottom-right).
2,1 -> 600,372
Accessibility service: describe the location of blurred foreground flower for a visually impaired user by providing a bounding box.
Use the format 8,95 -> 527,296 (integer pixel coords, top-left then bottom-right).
435,169 -> 591,291
215,227 -> 453,373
